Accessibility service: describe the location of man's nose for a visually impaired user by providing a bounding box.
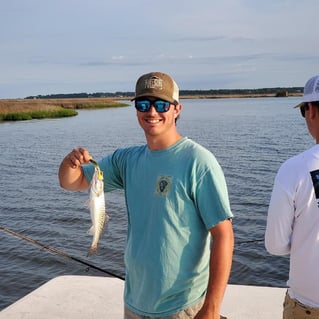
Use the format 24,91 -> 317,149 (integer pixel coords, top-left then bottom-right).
147,105 -> 158,113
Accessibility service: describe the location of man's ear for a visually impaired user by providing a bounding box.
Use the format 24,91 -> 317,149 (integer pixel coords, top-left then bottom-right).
174,103 -> 182,117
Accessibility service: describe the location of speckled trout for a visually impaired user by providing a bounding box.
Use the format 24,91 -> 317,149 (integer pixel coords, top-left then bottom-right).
87,159 -> 109,256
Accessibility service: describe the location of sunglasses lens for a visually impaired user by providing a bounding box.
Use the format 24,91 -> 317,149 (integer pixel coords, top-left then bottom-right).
135,100 -> 171,113
153,100 -> 171,112
135,100 -> 151,112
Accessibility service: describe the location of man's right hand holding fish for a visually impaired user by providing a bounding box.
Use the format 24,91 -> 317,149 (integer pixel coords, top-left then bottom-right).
58,147 -> 92,191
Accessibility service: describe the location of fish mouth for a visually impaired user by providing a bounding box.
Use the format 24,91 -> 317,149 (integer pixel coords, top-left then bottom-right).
89,158 -> 104,181
89,158 -> 99,168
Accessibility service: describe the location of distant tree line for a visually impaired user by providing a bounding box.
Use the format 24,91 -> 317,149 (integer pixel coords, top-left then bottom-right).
25,92 -> 134,99
179,87 -> 303,95
25,87 -> 303,100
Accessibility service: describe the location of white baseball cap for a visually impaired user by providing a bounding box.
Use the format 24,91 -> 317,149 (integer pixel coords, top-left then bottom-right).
295,75 -> 319,108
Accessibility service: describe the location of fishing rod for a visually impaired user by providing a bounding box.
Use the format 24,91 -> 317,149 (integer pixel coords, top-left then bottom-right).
1,224 -> 263,280
0,224 -> 125,281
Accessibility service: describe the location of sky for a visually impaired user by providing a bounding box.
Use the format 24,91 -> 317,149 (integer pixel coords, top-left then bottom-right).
1,0 -> 319,98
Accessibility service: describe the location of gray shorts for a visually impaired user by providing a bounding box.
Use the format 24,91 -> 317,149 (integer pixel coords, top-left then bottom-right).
124,300 -> 227,319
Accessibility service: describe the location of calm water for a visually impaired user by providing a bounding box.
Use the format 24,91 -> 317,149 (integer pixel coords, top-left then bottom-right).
0,98 -> 313,310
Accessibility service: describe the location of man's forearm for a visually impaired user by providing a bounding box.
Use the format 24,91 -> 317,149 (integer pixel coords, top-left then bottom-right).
196,219 -> 234,319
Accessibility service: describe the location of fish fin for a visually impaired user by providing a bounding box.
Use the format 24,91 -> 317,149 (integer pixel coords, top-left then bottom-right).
87,225 -> 94,235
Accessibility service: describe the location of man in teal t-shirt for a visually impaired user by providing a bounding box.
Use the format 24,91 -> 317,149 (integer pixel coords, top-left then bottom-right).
58,72 -> 234,319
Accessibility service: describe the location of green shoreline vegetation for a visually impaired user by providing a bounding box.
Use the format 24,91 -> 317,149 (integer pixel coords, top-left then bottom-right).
0,98 -> 129,121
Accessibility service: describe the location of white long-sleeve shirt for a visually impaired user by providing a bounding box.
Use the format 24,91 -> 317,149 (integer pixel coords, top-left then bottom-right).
265,144 -> 319,308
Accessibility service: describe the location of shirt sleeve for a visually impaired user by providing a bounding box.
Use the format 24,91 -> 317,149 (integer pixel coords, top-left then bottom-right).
82,151 -> 126,192
265,176 -> 295,256
194,157 -> 233,230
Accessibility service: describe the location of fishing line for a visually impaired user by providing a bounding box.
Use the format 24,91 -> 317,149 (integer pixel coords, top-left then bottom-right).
236,238 -> 264,245
0,224 -> 125,281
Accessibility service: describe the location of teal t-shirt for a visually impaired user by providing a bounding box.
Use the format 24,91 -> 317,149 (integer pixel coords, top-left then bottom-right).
83,137 -> 233,317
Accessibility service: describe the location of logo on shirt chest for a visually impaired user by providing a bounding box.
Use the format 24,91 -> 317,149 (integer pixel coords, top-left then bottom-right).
310,169 -> 319,208
155,175 -> 172,196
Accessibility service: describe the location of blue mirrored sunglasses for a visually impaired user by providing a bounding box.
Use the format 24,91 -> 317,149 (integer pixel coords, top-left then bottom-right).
135,99 -> 174,113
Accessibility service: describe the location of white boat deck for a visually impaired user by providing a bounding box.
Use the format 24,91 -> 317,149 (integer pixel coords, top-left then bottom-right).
0,275 -> 286,319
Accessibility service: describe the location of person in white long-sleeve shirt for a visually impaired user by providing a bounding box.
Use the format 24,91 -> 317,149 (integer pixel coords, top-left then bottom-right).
265,75 -> 319,319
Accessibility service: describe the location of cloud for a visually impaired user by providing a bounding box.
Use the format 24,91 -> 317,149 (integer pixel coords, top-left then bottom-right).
0,0 -> 319,98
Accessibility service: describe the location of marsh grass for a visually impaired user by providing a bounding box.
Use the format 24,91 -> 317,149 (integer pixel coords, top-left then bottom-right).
1,109 -> 78,121
0,98 -> 129,121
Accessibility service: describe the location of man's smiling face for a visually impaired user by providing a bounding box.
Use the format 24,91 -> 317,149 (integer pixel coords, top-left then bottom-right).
135,97 -> 181,139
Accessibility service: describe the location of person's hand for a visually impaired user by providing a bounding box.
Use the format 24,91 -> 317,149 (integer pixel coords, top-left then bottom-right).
195,311 -> 226,319
66,147 -> 92,169
194,305 -> 226,319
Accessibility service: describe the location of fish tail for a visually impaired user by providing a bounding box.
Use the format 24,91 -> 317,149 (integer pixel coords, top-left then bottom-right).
87,244 -> 98,257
